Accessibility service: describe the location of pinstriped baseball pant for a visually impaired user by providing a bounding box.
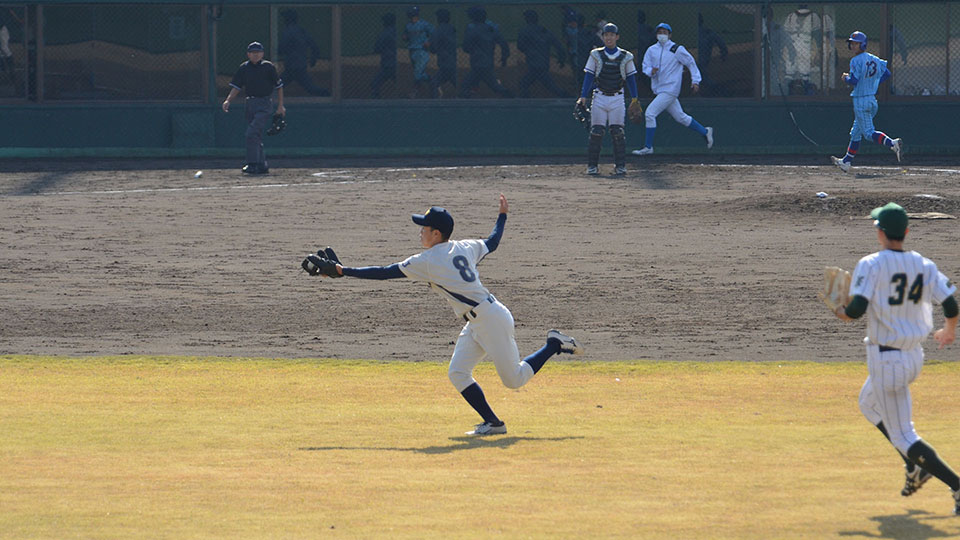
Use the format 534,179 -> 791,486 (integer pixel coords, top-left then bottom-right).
858,344 -> 923,454
849,95 -> 879,142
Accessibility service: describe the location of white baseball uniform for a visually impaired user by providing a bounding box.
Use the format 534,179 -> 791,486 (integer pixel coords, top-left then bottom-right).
641,38 -> 701,128
852,249 -> 956,454
583,47 -> 637,126
399,239 -> 534,392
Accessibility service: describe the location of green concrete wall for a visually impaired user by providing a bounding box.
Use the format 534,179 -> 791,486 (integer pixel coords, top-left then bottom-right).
3,101 -> 958,158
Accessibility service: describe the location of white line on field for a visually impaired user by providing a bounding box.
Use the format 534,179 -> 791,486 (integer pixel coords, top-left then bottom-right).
709,164 -> 960,174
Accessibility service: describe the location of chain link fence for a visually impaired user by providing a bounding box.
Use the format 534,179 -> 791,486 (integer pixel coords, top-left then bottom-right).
1,2 -> 957,102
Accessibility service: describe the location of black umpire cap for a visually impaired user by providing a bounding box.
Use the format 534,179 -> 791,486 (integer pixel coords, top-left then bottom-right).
247,41 -> 264,52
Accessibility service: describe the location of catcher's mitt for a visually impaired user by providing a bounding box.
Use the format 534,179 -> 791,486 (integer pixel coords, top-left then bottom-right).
302,246 -> 342,278
628,99 -> 644,124
573,101 -> 591,130
819,266 -> 851,312
266,113 -> 286,136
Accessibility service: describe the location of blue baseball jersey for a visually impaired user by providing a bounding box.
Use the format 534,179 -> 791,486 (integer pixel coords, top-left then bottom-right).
848,52 -> 887,97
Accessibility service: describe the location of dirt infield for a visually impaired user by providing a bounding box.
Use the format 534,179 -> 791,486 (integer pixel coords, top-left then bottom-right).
2,156 -> 959,362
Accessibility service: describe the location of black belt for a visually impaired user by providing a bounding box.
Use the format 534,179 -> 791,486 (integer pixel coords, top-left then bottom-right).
878,345 -> 900,352
246,95 -> 270,99
463,296 -> 494,322
596,89 -> 623,96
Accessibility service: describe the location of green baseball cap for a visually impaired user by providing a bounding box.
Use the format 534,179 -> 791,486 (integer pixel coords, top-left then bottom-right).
871,202 -> 908,237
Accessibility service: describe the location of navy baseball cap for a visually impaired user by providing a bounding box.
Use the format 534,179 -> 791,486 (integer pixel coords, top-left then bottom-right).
412,206 -> 454,238
656,22 -> 672,33
871,202 -> 908,238
247,41 -> 264,52
602,23 -> 619,35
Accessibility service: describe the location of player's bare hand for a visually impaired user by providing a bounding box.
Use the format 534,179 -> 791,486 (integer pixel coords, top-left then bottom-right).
691,83 -> 700,93
650,67 -> 659,76
222,100 -> 230,113
934,328 -> 955,349
498,194 -> 508,214
276,104 -> 286,117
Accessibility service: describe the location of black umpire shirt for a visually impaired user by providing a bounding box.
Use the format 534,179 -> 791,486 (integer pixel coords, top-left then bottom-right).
229,60 -> 283,98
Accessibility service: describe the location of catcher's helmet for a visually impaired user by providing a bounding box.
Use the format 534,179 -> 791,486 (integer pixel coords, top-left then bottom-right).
601,23 -> 619,35
847,31 -> 868,50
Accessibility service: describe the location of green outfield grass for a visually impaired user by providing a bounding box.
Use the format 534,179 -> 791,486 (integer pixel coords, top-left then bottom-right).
2,356 -> 960,539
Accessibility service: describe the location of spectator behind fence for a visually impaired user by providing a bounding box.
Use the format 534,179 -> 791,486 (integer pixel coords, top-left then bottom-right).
459,6 -> 512,98
430,9 -> 457,97
371,12 -> 397,98
697,12 -> 729,97
0,8 -> 14,75
560,7 -> 579,84
576,14 -> 602,89
278,10 -> 327,96
404,6 -> 435,98
516,10 -> 567,98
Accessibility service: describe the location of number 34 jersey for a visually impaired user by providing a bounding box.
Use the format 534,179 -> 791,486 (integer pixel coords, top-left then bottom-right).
399,239 -> 493,319
848,52 -> 888,97
850,249 -> 957,350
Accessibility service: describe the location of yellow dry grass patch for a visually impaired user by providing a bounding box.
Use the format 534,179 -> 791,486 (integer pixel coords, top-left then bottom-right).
2,356 -> 960,539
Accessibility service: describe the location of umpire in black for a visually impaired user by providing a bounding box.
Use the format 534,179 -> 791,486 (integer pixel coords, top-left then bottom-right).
222,41 -> 285,175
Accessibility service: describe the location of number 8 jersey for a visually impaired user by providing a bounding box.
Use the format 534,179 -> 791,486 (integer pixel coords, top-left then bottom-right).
848,51 -> 888,97
400,239 -> 493,318
850,249 -> 957,349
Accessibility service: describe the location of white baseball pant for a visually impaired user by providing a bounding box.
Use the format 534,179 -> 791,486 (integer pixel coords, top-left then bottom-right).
591,90 -> 626,127
644,93 -> 692,128
858,344 -> 923,454
448,298 -> 534,392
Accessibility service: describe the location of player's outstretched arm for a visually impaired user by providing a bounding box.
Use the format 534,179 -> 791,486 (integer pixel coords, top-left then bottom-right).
485,194 -> 508,253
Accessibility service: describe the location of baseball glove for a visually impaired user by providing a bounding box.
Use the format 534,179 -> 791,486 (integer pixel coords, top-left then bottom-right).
819,266 -> 851,312
302,246 -> 342,278
573,101 -> 591,130
628,99 -> 644,124
266,113 -> 286,136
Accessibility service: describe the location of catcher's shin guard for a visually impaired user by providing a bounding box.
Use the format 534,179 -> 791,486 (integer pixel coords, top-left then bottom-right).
610,124 -> 626,167
588,125 -> 605,167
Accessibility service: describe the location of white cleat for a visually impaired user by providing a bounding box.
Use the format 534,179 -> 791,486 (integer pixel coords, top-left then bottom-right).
548,329 -> 584,355
891,138 -> 903,162
631,147 -> 654,156
831,156 -> 851,173
586,166 -> 599,175
705,126 -> 714,149
465,421 -> 507,436
901,465 -> 932,497
613,165 -> 626,175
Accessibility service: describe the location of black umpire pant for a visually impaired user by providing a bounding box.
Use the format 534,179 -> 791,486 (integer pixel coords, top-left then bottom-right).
459,66 -> 512,98
245,96 -> 272,169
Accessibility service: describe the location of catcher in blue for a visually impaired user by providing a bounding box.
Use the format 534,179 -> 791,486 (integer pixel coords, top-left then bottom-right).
832,31 -> 902,173
301,194 -> 584,436
832,203 -> 960,514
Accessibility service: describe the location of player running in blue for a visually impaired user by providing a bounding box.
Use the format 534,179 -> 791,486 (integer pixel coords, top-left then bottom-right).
832,31 -> 902,173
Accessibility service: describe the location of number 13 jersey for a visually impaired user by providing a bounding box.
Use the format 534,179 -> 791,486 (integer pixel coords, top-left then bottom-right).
849,52 -> 887,97
400,239 -> 493,318
850,249 -> 957,349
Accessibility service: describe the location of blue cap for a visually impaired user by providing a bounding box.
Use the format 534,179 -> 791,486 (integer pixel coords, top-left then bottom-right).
412,206 -> 454,238
848,31 -> 868,50
601,23 -> 619,35
247,41 -> 264,52
655,22 -> 672,33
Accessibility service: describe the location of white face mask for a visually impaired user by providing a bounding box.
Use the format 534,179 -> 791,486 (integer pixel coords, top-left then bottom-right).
657,34 -> 669,44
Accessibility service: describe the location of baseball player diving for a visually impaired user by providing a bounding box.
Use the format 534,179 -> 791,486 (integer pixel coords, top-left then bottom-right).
631,22 -> 713,155
301,194 -> 583,436
831,31 -> 903,173
576,22 -> 640,176
831,202 -> 960,514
